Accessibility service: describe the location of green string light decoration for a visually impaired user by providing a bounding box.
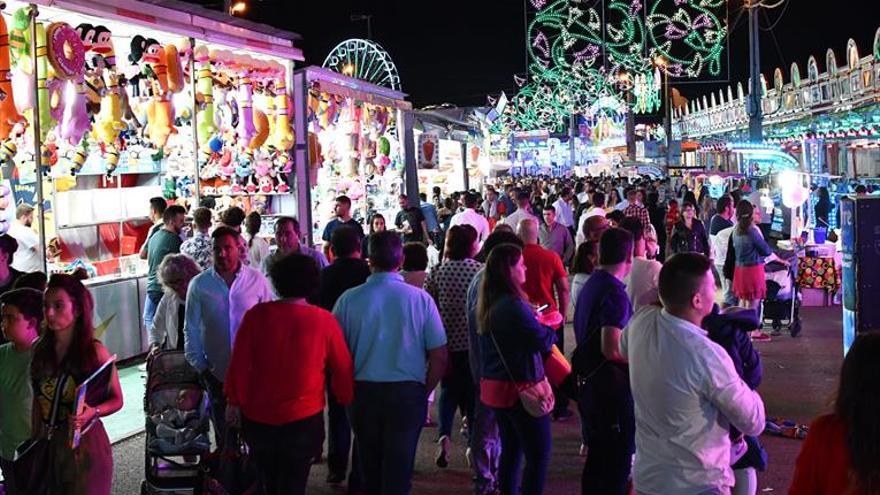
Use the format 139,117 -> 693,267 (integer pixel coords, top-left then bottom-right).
494,0 -> 727,133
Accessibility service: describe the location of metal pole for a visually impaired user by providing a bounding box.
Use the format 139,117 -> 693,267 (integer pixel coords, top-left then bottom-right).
292,70 -> 312,246
189,38 -> 201,209
402,110 -> 419,206
625,92 -> 636,161
664,70 -> 672,167
29,5 -> 47,274
461,141 -> 469,191
569,113 -> 577,172
747,2 -> 764,143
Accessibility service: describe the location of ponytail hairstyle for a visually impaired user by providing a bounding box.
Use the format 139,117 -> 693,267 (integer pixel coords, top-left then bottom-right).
736,200 -> 755,236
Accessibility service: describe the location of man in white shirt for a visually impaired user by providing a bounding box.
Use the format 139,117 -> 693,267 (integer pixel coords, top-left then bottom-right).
450,192 -> 490,244
185,226 -> 274,445
503,190 -> 537,229
7,204 -> 41,273
576,191 -> 607,246
620,218 -> 662,311
621,253 -> 765,495
552,187 -> 575,229
709,195 -> 737,307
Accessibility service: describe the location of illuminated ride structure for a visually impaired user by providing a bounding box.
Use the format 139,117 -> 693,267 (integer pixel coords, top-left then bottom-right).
674,28 -> 880,182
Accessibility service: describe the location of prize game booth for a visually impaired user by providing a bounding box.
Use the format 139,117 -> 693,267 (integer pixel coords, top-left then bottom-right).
291,66 -> 412,245
0,0 -> 303,359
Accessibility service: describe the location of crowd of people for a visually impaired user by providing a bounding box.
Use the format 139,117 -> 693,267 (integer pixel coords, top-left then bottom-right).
0,175 -> 878,495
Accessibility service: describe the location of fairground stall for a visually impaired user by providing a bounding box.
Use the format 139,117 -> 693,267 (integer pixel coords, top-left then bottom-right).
291,66 -> 411,245
411,107 -> 486,196
0,0 -> 302,359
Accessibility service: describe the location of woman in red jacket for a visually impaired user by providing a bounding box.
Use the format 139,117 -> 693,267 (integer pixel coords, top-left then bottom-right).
790,333 -> 880,495
225,253 -> 354,495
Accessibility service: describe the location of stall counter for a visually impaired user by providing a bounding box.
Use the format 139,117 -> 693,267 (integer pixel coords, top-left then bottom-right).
86,273 -> 150,361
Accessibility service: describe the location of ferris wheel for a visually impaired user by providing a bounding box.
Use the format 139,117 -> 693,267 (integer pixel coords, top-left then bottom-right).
322,39 -> 402,91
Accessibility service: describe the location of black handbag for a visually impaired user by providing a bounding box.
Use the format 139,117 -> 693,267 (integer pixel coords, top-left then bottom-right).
12,374 -> 70,495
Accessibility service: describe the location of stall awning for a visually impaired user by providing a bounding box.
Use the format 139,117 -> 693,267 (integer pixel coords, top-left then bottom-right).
29,0 -> 304,60
300,66 -> 411,110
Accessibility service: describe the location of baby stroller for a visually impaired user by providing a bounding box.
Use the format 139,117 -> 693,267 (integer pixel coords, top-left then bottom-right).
763,256 -> 802,337
141,351 -> 212,495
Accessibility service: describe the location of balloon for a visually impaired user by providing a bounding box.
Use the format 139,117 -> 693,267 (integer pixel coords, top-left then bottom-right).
782,185 -> 809,209
236,74 -> 256,144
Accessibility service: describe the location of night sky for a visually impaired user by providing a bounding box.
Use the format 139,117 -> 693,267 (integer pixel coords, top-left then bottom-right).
194,0 -> 878,111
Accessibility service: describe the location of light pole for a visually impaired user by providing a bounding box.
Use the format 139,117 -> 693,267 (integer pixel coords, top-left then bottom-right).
655,57 -> 673,168
351,14 -> 374,40
616,71 -> 637,162
747,0 -> 763,143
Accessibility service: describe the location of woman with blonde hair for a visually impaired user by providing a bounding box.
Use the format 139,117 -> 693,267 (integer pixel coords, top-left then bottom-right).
149,254 -> 201,354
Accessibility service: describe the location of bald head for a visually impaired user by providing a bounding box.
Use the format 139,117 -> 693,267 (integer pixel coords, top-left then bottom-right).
517,217 -> 540,245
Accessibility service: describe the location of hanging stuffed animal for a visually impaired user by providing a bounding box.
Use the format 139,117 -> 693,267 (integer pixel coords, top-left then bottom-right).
194,46 -> 215,144
33,22 -> 56,140
0,12 -> 26,140
60,78 -> 90,145
128,35 -> 160,97
94,73 -> 123,141
165,44 -> 184,94
235,70 -> 256,145
271,79 -> 293,151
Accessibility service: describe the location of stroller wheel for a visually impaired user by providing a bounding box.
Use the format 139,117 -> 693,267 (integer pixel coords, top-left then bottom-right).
790,320 -> 803,338
140,480 -> 151,495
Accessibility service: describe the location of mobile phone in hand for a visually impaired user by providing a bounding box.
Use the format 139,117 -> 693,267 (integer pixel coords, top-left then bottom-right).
536,303 -> 550,314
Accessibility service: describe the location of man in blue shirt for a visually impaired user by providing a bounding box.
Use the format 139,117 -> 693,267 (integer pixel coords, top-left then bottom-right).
572,228 -> 635,495
420,192 -> 441,246
333,231 -> 448,495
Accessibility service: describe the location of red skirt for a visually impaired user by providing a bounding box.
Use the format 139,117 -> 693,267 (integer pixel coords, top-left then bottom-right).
733,264 -> 766,301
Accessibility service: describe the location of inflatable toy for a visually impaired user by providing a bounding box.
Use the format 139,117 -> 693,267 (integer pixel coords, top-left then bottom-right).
60,78 -> 91,145
248,109 -> 269,149
235,72 -> 256,144
94,74 -> 124,147
35,23 -> 55,139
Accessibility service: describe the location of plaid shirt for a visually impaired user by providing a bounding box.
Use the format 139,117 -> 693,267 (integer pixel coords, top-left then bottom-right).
624,203 -> 652,234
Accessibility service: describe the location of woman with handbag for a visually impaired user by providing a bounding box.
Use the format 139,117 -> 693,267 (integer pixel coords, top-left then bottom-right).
477,243 -> 556,495
28,273 -> 123,495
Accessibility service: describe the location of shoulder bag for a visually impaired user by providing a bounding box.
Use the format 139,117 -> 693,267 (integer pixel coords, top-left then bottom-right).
13,373 -> 70,495
489,330 -> 554,418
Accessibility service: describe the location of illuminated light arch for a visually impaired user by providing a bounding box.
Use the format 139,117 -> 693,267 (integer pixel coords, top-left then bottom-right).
322,39 -> 401,91
790,62 -> 801,87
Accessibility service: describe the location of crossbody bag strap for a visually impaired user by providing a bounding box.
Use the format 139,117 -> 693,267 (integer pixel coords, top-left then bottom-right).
488,330 -> 519,385
45,373 -> 70,438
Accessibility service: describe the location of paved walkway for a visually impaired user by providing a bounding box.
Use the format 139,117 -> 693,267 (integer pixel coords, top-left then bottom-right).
110,305 -> 844,494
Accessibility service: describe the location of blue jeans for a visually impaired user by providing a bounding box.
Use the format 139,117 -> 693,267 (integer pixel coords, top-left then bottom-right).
470,392 -> 500,494
579,367 -> 635,495
350,381 -> 426,495
494,404 -> 552,495
438,351 -> 475,439
143,291 -> 164,331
